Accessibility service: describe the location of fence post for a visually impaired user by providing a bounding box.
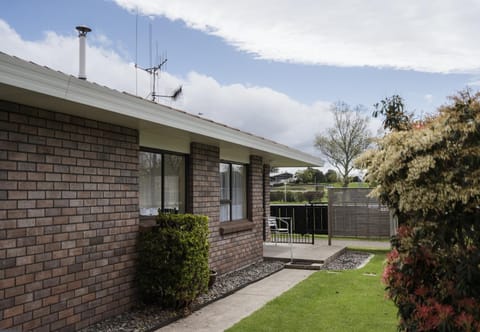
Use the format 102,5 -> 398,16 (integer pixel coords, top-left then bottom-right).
311,203 -> 315,245
328,188 -> 333,246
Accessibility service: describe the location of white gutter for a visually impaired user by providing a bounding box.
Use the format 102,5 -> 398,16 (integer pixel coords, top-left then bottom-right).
0,52 -> 323,166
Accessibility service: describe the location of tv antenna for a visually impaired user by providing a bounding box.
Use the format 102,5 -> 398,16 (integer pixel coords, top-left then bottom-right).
135,18 -> 182,103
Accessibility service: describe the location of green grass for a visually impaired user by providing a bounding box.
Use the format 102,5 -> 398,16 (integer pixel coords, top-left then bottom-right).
227,249 -> 397,332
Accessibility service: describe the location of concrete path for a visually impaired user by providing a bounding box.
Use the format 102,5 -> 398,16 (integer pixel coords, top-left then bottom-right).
156,269 -> 314,332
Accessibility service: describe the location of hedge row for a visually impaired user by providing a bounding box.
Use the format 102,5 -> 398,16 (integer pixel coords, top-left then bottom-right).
270,190 -> 324,203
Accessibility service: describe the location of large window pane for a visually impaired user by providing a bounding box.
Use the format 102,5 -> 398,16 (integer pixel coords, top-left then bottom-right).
220,163 -> 230,201
139,151 -> 162,216
231,164 -> 246,219
139,150 -> 186,216
220,163 -> 231,222
220,203 -> 230,222
164,154 -> 186,213
220,162 -> 247,222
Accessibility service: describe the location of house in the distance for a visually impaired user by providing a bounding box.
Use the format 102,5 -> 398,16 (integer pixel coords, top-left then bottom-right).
0,52 -> 322,331
270,171 -> 295,185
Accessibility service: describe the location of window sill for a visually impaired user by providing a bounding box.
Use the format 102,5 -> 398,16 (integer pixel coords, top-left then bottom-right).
219,220 -> 254,235
139,216 -> 157,227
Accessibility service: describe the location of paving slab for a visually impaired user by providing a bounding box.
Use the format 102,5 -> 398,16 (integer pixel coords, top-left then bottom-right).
263,238 -> 390,264
263,242 -> 345,263
156,269 -> 314,332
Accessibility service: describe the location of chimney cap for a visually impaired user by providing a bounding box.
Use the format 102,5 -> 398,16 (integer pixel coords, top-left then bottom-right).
75,25 -> 91,35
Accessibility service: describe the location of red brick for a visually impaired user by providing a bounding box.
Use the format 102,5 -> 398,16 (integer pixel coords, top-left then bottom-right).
0,277 -> 15,288
24,299 -> 43,312
33,306 -> 50,319
42,295 -> 59,306
3,304 -> 24,318
15,292 -> 33,305
0,318 -> 13,330
5,265 -> 25,278
15,273 -> 34,286
7,190 -> 27,200
22,318 -> 42,331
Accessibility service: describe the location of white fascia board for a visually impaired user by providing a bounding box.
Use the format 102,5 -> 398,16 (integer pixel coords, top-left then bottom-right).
0,53 -> 323,166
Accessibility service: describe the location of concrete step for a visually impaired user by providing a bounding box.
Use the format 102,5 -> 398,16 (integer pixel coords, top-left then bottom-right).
285,260 -> 324,270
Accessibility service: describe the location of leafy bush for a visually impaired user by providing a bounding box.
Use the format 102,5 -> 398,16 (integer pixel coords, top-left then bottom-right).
136,213 -> 210,308
270,191 -> 284,202
303,190 -> 324,203
358,90 -> 480,331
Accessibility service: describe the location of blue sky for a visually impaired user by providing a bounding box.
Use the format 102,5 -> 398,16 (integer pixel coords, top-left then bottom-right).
1,0 -> 480,166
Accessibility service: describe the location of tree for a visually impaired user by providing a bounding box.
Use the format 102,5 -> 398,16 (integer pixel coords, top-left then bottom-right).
315,102 -> 372,187
350,175 -> 361,183
373,94 -> 412,131
357,89 -> 480,331
294,167 -> 325,184
325,169 -> 338,183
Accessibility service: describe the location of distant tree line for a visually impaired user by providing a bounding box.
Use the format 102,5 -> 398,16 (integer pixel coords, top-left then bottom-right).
294,167 -> 361,184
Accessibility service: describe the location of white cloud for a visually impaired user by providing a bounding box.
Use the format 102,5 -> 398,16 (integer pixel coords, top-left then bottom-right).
424,94 -> 433,104
178,72 -> 332,154
0,19 -> 332,156
114,0 -> 480,74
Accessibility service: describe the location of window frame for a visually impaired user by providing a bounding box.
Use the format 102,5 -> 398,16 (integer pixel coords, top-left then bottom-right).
139,147 -> 188,216
219,160 -> 249,222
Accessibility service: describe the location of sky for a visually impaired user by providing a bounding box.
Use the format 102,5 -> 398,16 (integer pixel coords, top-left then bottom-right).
2,0 -> 480,173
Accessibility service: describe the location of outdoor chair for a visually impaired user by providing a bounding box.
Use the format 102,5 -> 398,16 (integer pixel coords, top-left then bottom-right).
267,217 -> 289,244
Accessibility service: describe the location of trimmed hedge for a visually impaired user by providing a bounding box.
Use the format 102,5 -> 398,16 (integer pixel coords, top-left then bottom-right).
136,213 -> 210,308
270,190 -> 324,203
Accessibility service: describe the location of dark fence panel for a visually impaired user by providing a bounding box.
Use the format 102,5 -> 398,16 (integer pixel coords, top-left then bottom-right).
269,204 -> 328,244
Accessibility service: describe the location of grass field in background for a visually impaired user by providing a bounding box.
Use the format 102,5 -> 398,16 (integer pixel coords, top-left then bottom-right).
227,249 -> 397,332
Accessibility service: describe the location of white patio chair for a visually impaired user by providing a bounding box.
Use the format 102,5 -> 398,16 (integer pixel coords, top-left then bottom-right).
267,217 -> 289,244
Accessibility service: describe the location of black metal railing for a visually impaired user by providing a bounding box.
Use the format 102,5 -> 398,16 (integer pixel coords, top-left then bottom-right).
266,204 -> 328,244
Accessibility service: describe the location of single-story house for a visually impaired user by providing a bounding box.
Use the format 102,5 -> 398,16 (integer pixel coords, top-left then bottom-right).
0,51 -> 322,331
270,171 -> 294,185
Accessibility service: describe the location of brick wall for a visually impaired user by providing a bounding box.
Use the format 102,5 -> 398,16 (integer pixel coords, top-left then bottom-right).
263,164 -> 271,241
189,143 -> 265,274
0,101 -> 139,331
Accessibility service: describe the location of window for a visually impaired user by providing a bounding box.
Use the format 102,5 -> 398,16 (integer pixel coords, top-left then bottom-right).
139,150 -> 186,216
220,162 -> 247,222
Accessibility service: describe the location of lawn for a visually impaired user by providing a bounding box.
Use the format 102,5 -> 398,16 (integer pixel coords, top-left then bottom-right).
227,249 -> 397,332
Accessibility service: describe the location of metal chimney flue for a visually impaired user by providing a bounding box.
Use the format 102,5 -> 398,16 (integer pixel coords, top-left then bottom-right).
75,25 -> 91,80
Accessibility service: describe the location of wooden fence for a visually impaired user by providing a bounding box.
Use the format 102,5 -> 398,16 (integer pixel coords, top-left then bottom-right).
328,188 -> 391,238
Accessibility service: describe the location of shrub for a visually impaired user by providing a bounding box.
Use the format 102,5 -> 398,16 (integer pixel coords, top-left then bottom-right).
303,190 -> 324,203
136,213 -> 210,308
270,191 -> 284,202
358,90 -> 480,331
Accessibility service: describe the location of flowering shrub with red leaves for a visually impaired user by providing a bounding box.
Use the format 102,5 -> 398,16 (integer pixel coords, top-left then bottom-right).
359,90 -> 480,331
384,221 -> 480,331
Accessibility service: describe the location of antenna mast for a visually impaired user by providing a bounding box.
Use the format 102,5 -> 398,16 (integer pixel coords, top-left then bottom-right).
142,57 -> 168,102
135,18 -> 182,102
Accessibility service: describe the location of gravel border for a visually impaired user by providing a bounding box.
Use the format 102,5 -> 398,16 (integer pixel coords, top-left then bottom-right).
80,250 -> 373,332
320,250 -> 372,271
80,261 -> 284,332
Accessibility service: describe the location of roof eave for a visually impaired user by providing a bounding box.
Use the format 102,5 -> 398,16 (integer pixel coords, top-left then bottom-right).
0,52 -> 323,167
